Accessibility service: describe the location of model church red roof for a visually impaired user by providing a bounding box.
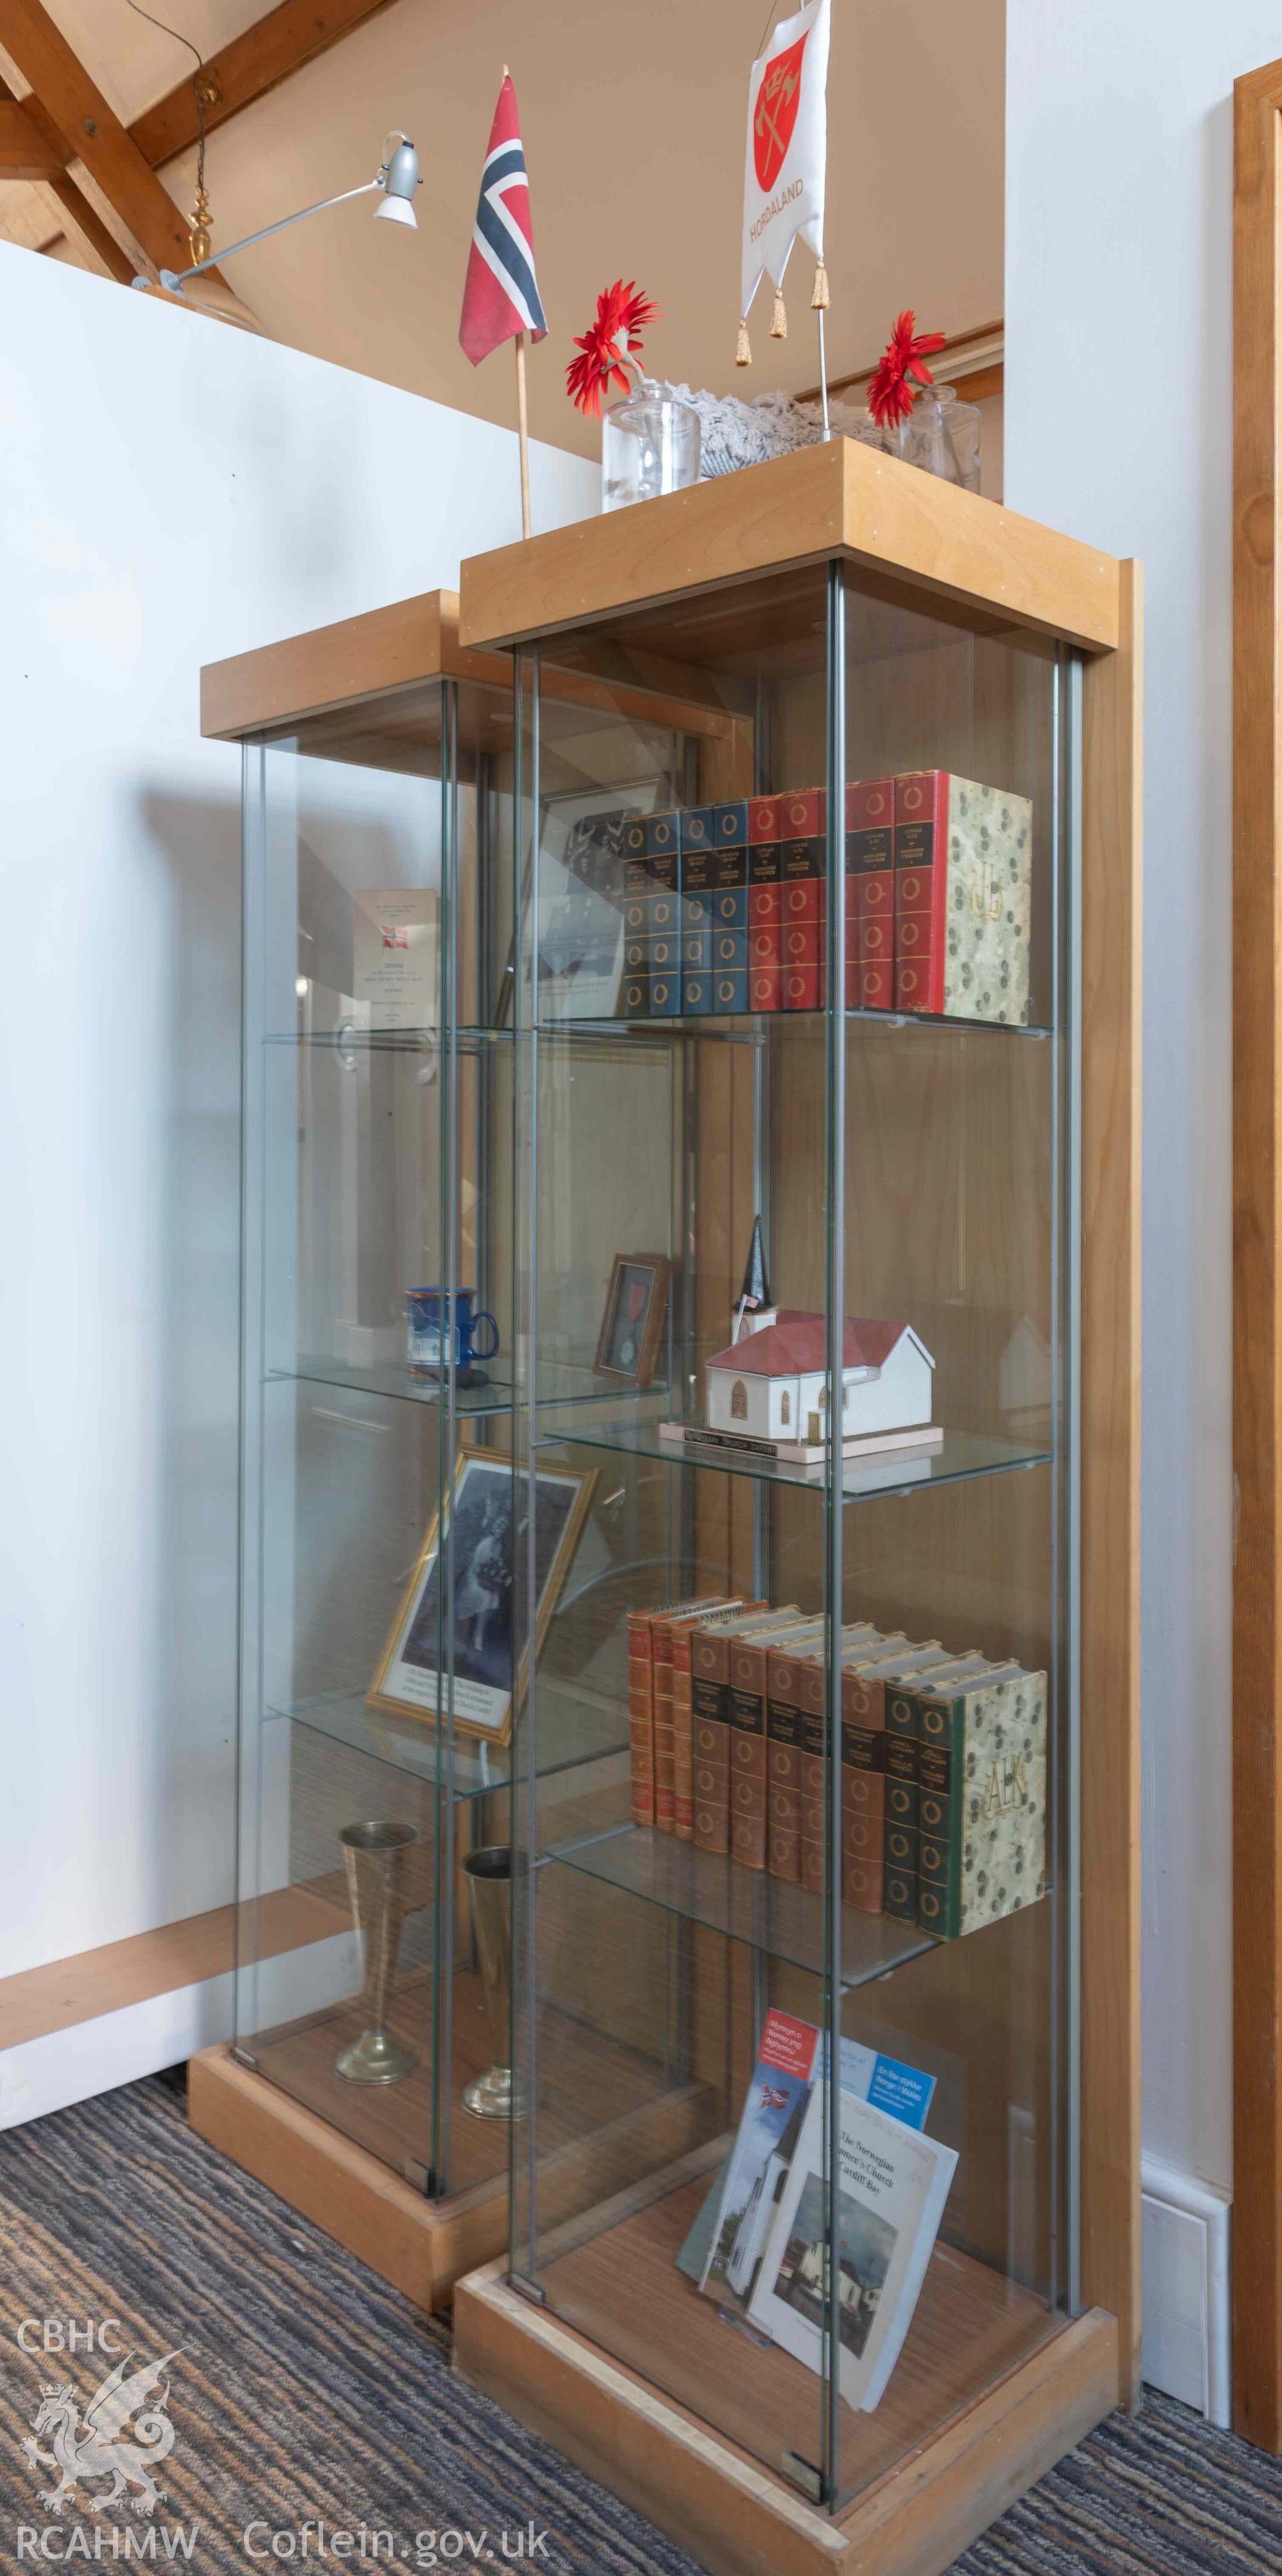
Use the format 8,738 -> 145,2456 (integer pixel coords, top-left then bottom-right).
708,1314 -> 927,1376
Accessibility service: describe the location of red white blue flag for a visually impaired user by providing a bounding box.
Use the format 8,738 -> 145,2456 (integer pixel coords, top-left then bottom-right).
459,74 -> 547,367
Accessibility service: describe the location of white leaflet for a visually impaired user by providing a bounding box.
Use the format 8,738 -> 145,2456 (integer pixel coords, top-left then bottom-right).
747,2083 -> 958,2412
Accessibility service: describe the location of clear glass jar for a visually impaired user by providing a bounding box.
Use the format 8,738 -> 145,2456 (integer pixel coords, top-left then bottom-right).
891,384 -> 982,492
601,381 -> 701,512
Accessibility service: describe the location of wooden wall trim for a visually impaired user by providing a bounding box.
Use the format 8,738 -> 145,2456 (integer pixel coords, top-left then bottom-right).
1079,560 -> 1144,2402
1233,53 -> 1282,2454
0,1883 -> 347,2053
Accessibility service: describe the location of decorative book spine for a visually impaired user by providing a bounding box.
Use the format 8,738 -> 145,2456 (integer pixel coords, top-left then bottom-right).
917,1666 -> 1046,1938
772,1622 -> 879,1887
709,799 -> 749,1015
670,1619 -> 700,1843
646,811 -> 681,1019
621,815 -> 651,1021
765,1630 -> 823,1883
881,1651 -> 988,1917
727,1628 -> 781,1867
840,1662 -> 890,1913
796,1658 -> 829,1893
648,1596 -> 732,1832
627,1608 -> 656,1827
846,777 -> 894,1011
679,807 -> 714,1017
883,1683 -> 921,1922
691,1628 -> 733,1855
671,1600 -> 758,1841
894,772 -> 1034,1025
748,795 -> 783,1013
835,1639 -> 939,1911
780,787 -> 825,1012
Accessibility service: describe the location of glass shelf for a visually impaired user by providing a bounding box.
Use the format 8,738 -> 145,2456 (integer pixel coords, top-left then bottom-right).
272,1355 -> 673,1414
531,1415 -> 1054,1499
266,1024 -> 513,1052
273,1676 -> 628,1797
529,1006 -> 1054,1045
542,1822 -> 937,1986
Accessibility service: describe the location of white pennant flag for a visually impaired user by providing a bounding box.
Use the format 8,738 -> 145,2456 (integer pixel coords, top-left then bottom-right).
738,0 -> 831,361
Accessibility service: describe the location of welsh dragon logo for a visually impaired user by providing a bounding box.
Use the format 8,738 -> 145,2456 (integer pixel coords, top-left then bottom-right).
22,2350 -> 179,2517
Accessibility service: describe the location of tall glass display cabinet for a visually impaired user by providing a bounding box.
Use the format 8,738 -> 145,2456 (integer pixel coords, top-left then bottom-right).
192,593 -> 719,2307
453,445 -> 1140,2576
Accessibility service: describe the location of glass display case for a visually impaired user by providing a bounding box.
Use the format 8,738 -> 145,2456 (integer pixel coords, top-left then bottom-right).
196,594 -> 738,2307
454,447 -> 1140,2567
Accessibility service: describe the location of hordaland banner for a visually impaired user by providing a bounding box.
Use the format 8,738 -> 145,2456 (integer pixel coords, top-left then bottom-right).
740,0 -> 831,327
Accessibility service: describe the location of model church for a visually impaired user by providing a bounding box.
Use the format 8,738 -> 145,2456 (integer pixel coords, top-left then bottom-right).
704,1309 -> 934,1447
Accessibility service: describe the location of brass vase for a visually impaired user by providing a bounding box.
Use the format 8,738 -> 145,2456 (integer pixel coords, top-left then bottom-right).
334,1819 -> 419,2086
461,1844 -> 529,2121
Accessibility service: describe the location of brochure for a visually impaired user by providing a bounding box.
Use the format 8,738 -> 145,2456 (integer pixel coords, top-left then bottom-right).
690,2008 -> 934,2316
746,2080 -> 958,2412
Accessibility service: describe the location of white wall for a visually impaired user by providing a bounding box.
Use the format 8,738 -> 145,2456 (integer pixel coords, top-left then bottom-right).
1006,0 -> 1255,2365
0,246 -> 594,1990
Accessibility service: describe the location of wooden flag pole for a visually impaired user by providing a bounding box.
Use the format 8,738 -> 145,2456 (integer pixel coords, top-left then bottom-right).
514,328 -> 532,539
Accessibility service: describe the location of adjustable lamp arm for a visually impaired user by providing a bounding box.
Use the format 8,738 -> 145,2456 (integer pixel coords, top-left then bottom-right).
133,132 -> 420,297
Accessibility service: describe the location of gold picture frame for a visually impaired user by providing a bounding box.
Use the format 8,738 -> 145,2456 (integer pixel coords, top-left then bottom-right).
594,1252 -> 671,1390
366,1445 -> 597,1746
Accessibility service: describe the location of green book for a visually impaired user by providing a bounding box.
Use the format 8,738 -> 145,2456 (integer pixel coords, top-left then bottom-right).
878,1649 -> 986,1925
915,1665 -> 1048,1940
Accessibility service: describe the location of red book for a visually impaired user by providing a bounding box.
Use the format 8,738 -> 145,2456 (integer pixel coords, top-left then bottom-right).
843,775 -> 893,1009
630,1596 -> 730,1831
894,771 -> 949,1013
846,777 -> 893,1011
749,796 -> 783,1012
779,787 -> 825,1012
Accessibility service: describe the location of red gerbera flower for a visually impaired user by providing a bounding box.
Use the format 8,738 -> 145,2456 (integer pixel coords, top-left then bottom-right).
566,279 -> 660,417
867,309 -> 947,429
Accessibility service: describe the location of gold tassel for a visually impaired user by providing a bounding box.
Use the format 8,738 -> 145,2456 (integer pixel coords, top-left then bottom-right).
735,316 -> 752,367
771,285 -> 787,339
811,258 -> 830,311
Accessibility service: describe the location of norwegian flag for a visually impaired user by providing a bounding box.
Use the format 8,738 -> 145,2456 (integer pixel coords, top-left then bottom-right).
760,2084 -> 789,2110
459,74 -> 547,367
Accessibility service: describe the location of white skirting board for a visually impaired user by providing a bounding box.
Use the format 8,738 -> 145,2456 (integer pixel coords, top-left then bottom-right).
0,1932 -> 357,2133
1141,2151 -> 1231,2424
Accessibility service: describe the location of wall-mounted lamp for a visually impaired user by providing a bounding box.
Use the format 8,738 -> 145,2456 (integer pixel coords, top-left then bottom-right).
132,130 -> 421,301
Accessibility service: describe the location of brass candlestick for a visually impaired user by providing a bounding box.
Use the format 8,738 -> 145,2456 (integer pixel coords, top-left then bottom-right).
461,1845 -> 529,2121
334,1819 -> 419,2086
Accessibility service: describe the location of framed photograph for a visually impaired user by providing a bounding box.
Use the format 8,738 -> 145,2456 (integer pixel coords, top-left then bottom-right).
367,1447 -> 597,1744
497,779 -> 664,1026
595,1253 -> 672,1389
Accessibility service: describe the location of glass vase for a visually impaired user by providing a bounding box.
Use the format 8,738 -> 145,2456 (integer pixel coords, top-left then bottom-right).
891,385 -> 982,493
601,382 -> 701,512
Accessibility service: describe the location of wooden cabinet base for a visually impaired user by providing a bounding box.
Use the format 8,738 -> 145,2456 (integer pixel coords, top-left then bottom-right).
188,2044 -> 505,2312
453,2258 -> 1118,2576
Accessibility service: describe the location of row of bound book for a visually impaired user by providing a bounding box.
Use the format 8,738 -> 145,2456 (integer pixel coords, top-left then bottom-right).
627,1594 -> 1048,1943
619,770 -> 1033,1027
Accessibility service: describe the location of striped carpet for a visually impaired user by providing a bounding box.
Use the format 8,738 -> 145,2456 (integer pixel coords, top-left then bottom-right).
0,2076 -> 1275,2574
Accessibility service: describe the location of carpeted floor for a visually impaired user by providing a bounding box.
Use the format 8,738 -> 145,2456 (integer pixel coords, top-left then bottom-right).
0,2076 -> 1277,2573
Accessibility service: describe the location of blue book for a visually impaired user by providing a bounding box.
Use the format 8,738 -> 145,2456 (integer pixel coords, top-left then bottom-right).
620,819 -> 650,1019
712,968 -> 749,1015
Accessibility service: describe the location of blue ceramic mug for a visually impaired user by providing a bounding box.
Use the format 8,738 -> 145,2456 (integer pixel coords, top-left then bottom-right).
406,1287 -> 499,1378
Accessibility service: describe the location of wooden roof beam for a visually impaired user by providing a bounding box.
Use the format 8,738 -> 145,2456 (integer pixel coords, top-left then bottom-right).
0,94 -> 61,176
128,0 -> 395,168
0,0 -> 226,283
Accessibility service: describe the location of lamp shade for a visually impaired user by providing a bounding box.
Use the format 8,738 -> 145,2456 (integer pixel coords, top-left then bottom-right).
375,192 -> 417,228
381,138 -> 420,204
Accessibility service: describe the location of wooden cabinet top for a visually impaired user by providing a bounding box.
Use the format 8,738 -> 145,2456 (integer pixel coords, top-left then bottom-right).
457,437 -> 1123,659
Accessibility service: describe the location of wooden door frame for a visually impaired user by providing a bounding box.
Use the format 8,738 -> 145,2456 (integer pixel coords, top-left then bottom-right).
1233,52 -> 1282,2452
